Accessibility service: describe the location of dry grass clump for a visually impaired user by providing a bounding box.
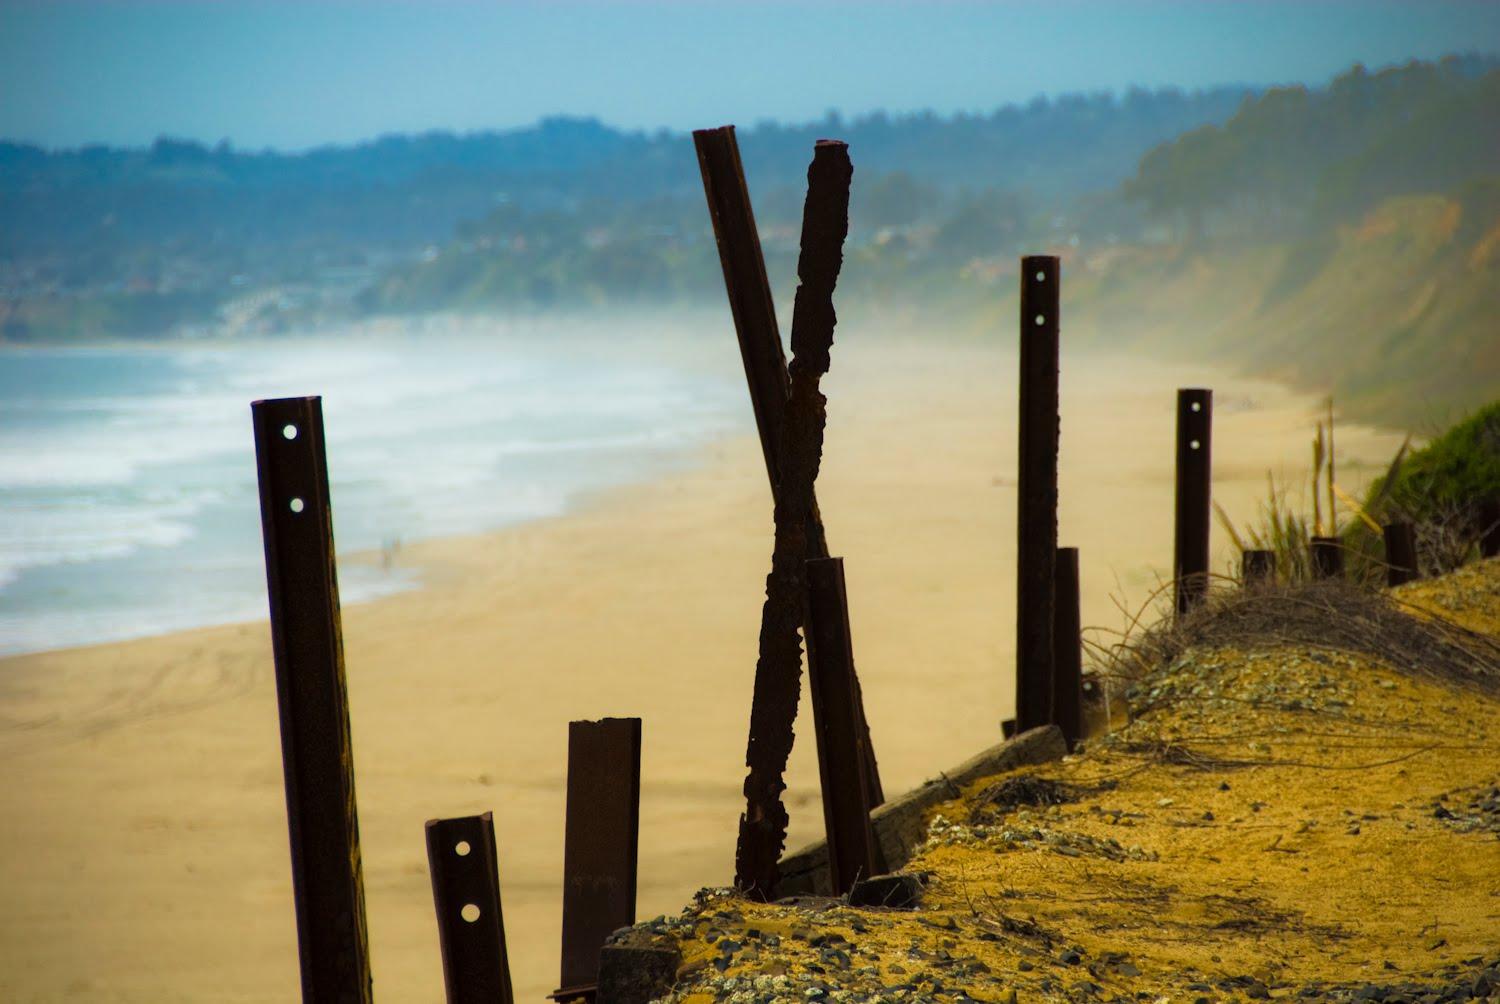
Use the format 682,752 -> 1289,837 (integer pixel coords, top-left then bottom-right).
1095,577 -> 1500,699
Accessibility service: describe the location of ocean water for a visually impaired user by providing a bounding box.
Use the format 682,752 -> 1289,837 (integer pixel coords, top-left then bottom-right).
0,332 -> 743,655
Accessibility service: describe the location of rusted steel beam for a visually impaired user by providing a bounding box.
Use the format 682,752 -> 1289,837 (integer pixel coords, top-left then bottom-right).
250,396 -> 372,1003
803,557 -> 879,894
1383,522 -> 1419,587
1311,535 -> 1344,579
1480,497 -> 1500,559
692,125 -> 794,505
734,140 -> 853,899
1016,255 -> 1060,734
426,812 -> 514,1004
1174,388 -> 1213,615
1051,547 -> 1083,751
1241,549 -> 1276,588
553,718 -> 642,1003
693,125 -> 884,808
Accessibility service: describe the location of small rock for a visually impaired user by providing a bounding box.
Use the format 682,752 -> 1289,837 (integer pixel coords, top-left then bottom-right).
596,934 -> 682,1003
849,873 -> 926,910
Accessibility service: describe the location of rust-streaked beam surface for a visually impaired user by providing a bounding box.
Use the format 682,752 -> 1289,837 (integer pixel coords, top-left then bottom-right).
733,140 -> 853,899
804,556 -> 880,893
1016,256 -> 1060,733
694,125 -> 884,807
251,396 -> 372,1004
426,812 -> 514,1004
553,717 -> 642,1002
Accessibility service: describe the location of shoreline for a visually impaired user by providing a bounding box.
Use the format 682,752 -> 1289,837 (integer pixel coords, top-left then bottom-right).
1,328 -> 1415,665
0,320 -> 749,658
0,341 -> 1408,1001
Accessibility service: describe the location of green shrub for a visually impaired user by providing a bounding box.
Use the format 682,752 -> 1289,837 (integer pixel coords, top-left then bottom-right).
1350,400 -> 1500,573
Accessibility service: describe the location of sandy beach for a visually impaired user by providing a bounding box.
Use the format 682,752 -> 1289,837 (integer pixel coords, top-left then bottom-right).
0,337 -> 1406,1001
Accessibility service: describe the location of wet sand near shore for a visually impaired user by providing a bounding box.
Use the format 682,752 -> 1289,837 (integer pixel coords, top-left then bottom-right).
0,337 -> 1405,1001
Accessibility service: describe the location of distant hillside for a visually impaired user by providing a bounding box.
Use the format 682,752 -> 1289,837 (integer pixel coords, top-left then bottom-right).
1124,55 -> 1499,238
1060,182 -> 1499,428
1058,57 -> 1500,427
0,84 -> 1249,266
1,83 -> 1261,341
3,55 -> 1496,431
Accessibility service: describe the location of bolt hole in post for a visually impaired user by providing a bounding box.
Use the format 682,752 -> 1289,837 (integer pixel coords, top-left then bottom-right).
1034,314 -> 1045,326
461,904 -> 481,923
288,497 -> 305,514
455,841 -> 471,857
282,424 -> 299,440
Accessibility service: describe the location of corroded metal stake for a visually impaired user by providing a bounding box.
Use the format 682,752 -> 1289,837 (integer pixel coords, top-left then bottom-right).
1174,389 -> 1213,615
1242,549 -> 1276,587
1480,498 -> 1500,559
1016,256 -> 1060,734
694,125 -> 884,808
804,557 -> 879,894
1383,522 -> 1418,587
426,812 -> 515,1004
251,396 -> 372,1003
733,140 -> 853,899
1311,536 -> 1344,579
553,717 -> 642,1003
1051,547 -> 1083,751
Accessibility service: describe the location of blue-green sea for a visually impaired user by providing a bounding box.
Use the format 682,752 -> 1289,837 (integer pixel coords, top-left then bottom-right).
0,329 -> 742,655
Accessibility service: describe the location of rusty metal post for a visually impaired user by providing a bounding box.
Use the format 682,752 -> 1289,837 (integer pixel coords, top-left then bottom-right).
1051,547 -> 1083,751
1016,255 -> 1060,734
426,813 -> 514,1004
1241,549 -> 1276,588
251,396 -> 372,1003
803,557 -> 880,894
694,124 -> 884,807
733,139 -> 854,899
553,718 -> 642,1003
1383,522 -> 1418,587
693,125 -> 793,506
1480,497 -> 1500,559
1311,536 -> 1344,579
1174,389 -> 1213,615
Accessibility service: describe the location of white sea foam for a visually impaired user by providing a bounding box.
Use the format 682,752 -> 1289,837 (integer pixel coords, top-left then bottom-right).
0,334 -> 743,654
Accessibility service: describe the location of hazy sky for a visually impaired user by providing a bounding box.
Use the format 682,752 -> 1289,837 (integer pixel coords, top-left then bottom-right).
2,1 -> 1497,150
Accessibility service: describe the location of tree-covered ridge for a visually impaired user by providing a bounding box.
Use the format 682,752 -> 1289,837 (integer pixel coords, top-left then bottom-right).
3,54 -> 1498,429
1124,55 -> 1500,236
1,84 -> 1251,262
